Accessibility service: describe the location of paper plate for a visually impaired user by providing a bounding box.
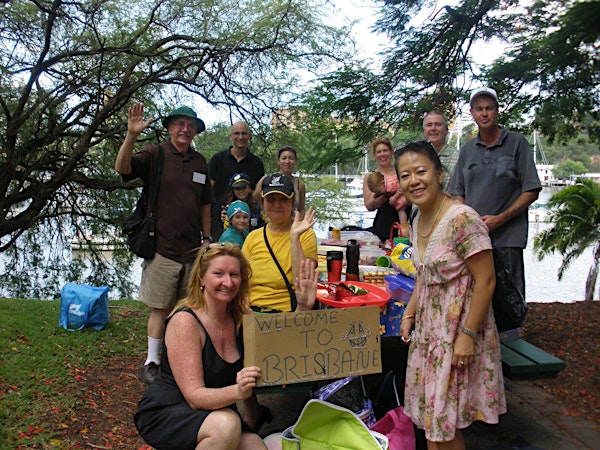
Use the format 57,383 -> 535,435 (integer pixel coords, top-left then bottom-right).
317,281 -> 390,308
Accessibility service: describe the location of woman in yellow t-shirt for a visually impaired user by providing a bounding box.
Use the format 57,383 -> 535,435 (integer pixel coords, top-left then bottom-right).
242,173 -> 317,312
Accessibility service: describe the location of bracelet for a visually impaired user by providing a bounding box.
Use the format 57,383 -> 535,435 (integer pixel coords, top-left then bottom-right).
461,326 -> 477,338
401,314 -> 415,321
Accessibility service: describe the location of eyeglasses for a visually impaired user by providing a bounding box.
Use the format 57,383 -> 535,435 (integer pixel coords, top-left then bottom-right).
172,120 -> 197,131
231,131 -> 250,136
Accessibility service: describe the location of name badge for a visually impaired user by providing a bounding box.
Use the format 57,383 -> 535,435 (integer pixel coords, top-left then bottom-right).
193,172 -> 207,184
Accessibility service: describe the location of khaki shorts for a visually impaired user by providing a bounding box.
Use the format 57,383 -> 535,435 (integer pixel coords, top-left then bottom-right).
138,253 -> 193,310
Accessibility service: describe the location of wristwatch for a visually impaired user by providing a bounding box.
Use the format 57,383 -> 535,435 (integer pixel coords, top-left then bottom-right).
203,235 -> 213,243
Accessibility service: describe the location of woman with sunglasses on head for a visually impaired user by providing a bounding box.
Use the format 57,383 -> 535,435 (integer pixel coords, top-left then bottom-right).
243,173 -> 318,313
363,136 -> 407,242
135,243 -> 317,449
396,141 -> 506,450
254,146 -> 306,219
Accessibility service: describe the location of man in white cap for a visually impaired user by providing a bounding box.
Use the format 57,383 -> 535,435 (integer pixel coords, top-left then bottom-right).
115,103 -> 214,384
449,87 -> 541,303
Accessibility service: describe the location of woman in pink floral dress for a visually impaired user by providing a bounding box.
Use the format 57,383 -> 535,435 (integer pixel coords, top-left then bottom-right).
397,141 -> 506,449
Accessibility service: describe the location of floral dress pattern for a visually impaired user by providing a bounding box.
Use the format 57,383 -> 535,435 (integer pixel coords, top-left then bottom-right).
404,203 -> 507,442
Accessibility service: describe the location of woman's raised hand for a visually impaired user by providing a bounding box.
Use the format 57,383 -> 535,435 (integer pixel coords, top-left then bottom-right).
295,259 -> 318,311
291,206 -> 316,237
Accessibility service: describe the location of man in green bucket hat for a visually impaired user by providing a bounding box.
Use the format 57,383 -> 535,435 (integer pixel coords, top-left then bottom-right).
160,105 -> 206,132
116,102 -> 214,384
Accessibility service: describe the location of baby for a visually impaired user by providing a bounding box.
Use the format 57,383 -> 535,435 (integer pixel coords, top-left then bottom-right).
366,171 -> 408,223
218,200 -> 250,247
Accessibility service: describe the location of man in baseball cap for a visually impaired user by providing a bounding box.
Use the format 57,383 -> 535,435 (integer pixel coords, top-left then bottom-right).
449,88 -> 541,308
469,87 -> 499,107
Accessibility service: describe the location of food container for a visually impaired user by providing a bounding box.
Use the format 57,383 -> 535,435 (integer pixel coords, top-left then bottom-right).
384,273 -> 415,302
360,266 -> 396,285
380,299 -> 407,337
358,246 -> 386,266
339,230 -> 381,247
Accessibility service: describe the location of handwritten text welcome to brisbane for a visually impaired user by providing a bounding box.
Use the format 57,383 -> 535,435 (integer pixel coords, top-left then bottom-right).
243,307 -> 382,386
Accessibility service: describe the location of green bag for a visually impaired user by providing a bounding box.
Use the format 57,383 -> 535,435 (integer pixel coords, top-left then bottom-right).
282,399 -> 389,450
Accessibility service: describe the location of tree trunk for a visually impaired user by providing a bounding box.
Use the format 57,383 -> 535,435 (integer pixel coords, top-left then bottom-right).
586,241 -> 600,301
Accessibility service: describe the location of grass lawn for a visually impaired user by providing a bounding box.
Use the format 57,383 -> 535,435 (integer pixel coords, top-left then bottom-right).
0,298 -> 147,449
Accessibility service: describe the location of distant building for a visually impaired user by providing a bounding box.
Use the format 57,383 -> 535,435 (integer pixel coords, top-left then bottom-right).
536,164 -> 554,186
573,173 -> 600,184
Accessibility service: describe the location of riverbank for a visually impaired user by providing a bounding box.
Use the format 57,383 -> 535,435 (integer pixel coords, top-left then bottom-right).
0,299 -> 598,448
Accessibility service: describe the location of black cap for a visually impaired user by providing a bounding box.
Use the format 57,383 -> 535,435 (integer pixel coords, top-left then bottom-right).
261,173 -> 294,198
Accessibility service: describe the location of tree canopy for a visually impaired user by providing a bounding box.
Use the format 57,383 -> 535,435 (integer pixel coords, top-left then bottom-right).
0,0 -> 351,298
297,0 -> 599,150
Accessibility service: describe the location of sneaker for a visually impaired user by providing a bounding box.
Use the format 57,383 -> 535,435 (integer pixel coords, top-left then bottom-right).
139,362 -> 160,385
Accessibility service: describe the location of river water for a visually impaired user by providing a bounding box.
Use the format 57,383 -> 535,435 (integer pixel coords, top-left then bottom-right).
11,189 -> 591,303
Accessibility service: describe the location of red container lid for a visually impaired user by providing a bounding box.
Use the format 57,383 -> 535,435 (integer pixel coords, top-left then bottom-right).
316,281 -> 390,308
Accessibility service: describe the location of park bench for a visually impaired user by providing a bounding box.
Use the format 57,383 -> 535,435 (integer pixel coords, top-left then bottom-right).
257,337 -> 567,395
500,338 -> 566,380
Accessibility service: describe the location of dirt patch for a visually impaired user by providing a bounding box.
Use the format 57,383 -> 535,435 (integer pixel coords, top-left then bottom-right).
522,301 -> 600,424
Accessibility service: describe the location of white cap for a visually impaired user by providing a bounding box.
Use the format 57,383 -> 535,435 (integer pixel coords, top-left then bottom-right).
470,87 -> 499,106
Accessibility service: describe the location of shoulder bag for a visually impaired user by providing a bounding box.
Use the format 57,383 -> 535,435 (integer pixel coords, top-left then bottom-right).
263,226 -> 297,311
369,371 -> 416,450
122,145 -> 164,259
491,247 -> 528,332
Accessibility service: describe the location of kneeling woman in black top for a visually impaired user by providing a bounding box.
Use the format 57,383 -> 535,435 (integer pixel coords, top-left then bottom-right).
135,243 -> 314,449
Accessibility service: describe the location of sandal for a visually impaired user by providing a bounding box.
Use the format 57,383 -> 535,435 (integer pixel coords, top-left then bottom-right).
251,405 -> 273,433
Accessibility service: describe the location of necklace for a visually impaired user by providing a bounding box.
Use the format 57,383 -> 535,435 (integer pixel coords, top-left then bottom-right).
205,313 -> 226,336
417,197 -> 446,238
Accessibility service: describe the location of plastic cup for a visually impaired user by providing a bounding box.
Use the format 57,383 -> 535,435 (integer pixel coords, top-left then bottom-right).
326,250 -> 343,282
376,255 -> 392,267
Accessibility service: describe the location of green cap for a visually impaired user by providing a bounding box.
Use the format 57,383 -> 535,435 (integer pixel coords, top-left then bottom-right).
161,106 -> 206,133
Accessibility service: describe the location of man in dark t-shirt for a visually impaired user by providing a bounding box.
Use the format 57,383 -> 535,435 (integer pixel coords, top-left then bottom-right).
209,121 -> 264,240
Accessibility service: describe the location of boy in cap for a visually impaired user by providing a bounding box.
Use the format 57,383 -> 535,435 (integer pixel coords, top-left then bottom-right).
218,200 -> 251,247
221,172 -> 267,231
115,102 -> 214,384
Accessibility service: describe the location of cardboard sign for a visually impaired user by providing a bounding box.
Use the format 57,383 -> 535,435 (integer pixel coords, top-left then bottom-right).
243,306 -> 382,386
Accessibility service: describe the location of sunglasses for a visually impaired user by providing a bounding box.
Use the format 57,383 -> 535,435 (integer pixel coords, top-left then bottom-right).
199,242 -> 227,264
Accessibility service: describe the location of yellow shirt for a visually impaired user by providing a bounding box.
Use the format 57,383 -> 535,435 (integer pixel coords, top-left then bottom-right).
242,226 -> 317,312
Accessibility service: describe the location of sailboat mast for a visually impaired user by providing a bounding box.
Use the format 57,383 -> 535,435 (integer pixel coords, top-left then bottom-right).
533,131 -> 537,165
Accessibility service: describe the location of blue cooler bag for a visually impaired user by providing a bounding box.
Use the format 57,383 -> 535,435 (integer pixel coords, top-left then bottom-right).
380,274 -> 415,337
59,283 -> 110,331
